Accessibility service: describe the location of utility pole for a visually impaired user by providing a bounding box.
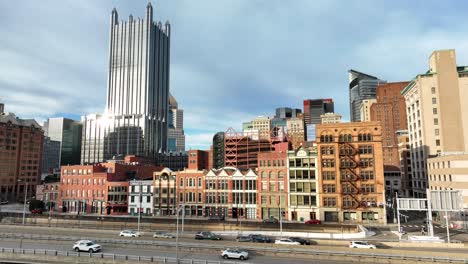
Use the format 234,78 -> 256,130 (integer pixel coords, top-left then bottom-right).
138,181 -> 142,234
279,182 -> 283,238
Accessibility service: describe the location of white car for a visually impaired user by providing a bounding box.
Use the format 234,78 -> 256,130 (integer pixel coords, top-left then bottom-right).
221,248 -> 249,260
153,231 -> 175,239
119,230 -> 140,237
73,240 -> 102,253
349,241 -> 376,249
274,238 -> 301,245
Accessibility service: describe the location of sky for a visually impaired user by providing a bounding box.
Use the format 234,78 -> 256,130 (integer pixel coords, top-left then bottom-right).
1,0 -> 468,150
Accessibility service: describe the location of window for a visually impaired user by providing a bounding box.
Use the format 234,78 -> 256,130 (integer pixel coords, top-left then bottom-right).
323,184 -> 335,193
278,171 -> 285,179
323,197 -> 336,207
358,145 -> 373,154
432,97 -> 437,104
321,146 -> 335,155
360,171 -> 374,180
320,134 -> 333,143
322,159 -> 335,168
322,171 -> 335,180
436,140 -> 440,146
435,129 -> 439,136
433,108 -> 438,115
431,87 -> 436,94
434,118 -> 438,125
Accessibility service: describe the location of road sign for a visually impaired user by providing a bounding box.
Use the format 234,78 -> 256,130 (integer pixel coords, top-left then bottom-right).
397,198 -> 427,211
430,190 -> 463,211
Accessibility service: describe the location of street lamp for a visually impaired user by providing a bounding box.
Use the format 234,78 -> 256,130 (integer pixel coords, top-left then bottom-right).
279,182 -> 283,238
17,180 -> 28,226
133,179 -> 142,234
175,203 -> 184,264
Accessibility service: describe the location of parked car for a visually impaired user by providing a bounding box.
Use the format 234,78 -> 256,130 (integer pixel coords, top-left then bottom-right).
236,236 -> 252,242
289,237 -> 311,245
195,231 -> 222,240
0,200 -> 8,205
221,248 -> 249,260
305,219 -> 321,225
31,209 -> 43,214
275,238 -> 301,245
153,231 -> 175,239
250,235 -> 272,243
119,230 -> 140,237
72,240 -> 102,253
349,241 -> 376,249
262,218 -> 279,224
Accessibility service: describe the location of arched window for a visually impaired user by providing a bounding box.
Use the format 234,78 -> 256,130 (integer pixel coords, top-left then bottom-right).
261,171 -> 267,179
270,172 -> 276,179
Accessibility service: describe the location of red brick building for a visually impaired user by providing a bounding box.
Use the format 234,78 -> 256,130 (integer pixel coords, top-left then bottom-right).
0,110 -> 43,202
176,169 -> 206,216
257,150 -> 288,220
58,160 -> 161,215
188,150 -> 210,170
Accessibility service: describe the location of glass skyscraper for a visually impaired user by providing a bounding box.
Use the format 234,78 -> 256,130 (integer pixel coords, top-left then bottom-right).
81,3 -> 170,164
348,70 -> 386,122
44,117 -> 82,166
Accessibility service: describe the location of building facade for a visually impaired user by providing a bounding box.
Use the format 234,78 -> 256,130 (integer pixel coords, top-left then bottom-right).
397,131 -> 412,197
41,137 -> 61,178
402,49 -> 468,198
176,169 -> 206,217
250,116 -> 272,140
286,117 -> 305,149
153,168 -> 177,216
303,99 -> 334,126
360,99 -> 376,122
167,94 -> 185,152
128,180 -> 154,215
44,117 -> 82,166
316,122 -> 386,224
188,150 -> 210,170
0,110 -> 43,201
275,107 -> 301,119
348,70 -> 386,122
287,146 -> 319,222
320,113 -> 342,124
81,4 -> 170,164
212,132 -> 225,169
257,151 -> 288,220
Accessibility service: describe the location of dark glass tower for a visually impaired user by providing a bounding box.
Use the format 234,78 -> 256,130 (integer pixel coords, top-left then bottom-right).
348,70 -> 386,122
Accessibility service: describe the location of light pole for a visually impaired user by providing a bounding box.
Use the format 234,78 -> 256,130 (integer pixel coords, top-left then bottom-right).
175,204 -> 184,264
279,182 -> 283,238
18,180 -> 28,226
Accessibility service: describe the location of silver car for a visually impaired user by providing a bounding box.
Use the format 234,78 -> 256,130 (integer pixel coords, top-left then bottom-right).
153,231 -> 175,239
221,248 -> 249,260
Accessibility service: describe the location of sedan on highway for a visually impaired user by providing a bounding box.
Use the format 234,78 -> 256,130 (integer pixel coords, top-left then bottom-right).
289,237 -> 311,245
153,231 -> 175,239
119,230 -> 140,237
275,238 -> 301,245
221,248 -> 249,260
195,231 -> 222,240
349,241 -> 376,249
236,235 -> 252,242
73,240 -> 102,253
250,235 -> 272,243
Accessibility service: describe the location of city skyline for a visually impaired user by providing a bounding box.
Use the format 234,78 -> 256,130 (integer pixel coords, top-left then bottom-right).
1,1 -> 468,149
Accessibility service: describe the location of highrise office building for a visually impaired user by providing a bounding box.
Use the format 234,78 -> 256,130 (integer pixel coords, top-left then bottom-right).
303,99 -> 334,141
167,94 -> 185,152
402,49 -> 468,198
275,107 -> 302,119
81,4 -> 170,164
44,117 -> 82,166
348,70 -> 386,122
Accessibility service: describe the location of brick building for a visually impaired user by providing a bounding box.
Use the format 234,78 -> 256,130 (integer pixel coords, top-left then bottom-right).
257,150 -> 288,220
188,150 -> 210,170
0,110 -> 43,201
58,161 -> 161,215
176,169 -> 206,217
316,122 -> 386,224
153,168 -> 177,216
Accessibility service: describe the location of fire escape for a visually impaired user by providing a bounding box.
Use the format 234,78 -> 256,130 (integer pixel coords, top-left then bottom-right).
339,141 -> 365,209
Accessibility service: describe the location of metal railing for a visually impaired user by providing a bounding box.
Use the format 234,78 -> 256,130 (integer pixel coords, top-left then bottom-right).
0,246 -> 467,264
0,234 -> 467,263
0,247 -> 244,263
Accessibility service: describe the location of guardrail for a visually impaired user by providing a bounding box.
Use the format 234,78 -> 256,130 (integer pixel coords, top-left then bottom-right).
1,234 -> 467,263
0,247 -> 244,264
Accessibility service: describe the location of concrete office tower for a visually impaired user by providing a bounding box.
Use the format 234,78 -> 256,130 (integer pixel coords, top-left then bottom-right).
81,4 -> 170,163
303,99 -> 334,125
348,70 -> 386,122
360,99 -> 376,122
44,117 -> 82,166
167,94 -> 185,152
402,49 -> 468,198
275,107 -> 302,119
320,113 -> 342,124
250,116 -> 272,140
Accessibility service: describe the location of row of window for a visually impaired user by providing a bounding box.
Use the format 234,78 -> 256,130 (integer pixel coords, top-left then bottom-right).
320,133 -> 373,143
259,159 -> 286,167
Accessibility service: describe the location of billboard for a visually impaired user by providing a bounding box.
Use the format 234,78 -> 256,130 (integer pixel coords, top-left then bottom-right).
430,190 -> 462,211
397,198 -> 427,211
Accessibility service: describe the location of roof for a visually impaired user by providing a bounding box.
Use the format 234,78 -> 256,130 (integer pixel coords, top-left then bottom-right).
0,112 -> 42,129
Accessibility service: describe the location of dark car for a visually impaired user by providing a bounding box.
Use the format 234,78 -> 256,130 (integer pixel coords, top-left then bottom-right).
0,200 -> 8,205
250,235 -> 272,243
262,218 -> 279,224
195,231 -> 222,240
236,236 -> 252,242
289,237 -> 311,245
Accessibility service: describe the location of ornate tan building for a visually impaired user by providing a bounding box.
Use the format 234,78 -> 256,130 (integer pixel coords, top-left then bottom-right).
316,122 -> 386,224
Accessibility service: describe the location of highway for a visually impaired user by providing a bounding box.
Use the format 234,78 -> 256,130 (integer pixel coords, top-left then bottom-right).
0,225 -> 467,258
0,239 -> 345,264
